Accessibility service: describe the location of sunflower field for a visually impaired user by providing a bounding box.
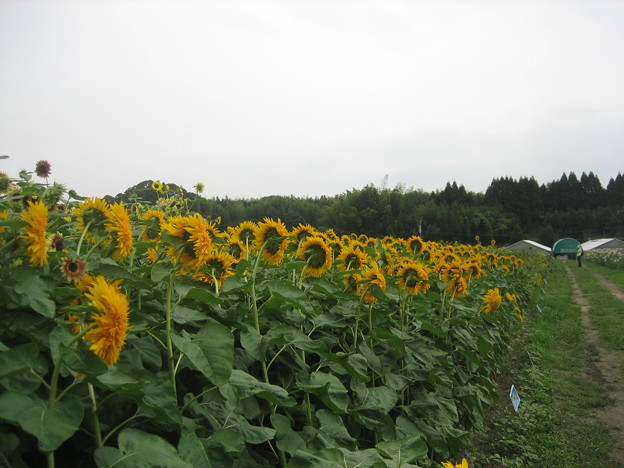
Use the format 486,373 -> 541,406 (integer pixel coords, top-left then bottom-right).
0,165 -> 548,468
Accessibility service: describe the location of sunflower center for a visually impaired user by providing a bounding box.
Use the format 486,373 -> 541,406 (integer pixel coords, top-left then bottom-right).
304,244 -> 327,269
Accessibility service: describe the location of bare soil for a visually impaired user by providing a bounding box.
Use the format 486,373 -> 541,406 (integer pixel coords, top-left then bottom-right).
566,263 -> 624,466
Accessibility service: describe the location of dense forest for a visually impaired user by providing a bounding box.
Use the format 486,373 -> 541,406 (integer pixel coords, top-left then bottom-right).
107,171 -> 624,246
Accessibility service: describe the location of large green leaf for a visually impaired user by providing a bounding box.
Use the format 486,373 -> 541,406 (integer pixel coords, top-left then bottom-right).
171,318 -> 233,386
95,428 -> 192,467
183,287 -> 223,305
0,343 -> 39,378
239,323 -> 266,361
0,392 -> 84,453
221,369 -> 295,407
298,372 -> 350,414
287,447 -> 386,468
376,435 -> 428,465
61,340 -> 109,376
271,413 -> 306,454
11,267 -> 55,318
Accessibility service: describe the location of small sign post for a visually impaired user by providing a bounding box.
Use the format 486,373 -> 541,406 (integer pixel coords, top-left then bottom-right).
510,385 -> 521,412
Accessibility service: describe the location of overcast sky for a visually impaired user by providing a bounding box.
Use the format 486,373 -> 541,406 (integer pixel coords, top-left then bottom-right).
1,0 -> 622,200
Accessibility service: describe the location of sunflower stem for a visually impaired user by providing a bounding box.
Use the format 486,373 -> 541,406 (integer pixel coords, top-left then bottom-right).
76,220 -> 92,257
165,274 -> 177,399
88,383 -> 103,448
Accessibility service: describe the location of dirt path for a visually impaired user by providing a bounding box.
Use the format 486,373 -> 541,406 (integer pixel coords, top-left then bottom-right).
565,264 -> 624,465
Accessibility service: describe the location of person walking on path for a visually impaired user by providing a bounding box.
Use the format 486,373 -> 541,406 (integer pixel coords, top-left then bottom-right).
577,244 -> 584,267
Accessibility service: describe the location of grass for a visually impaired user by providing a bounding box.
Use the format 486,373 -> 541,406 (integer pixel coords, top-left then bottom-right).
585,260 -> 624,291
570,264 -> 624,350
469,260 -> 612,467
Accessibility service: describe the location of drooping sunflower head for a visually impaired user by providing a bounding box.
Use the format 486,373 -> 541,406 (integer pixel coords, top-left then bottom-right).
105,202 -> 133,261
141,209 -> 165,242
337,245 -> 369,271
362,266 -> 387,304
73,198 -> 111,242
20,199 -> 49,266
253,218 -> 290,265
406,235 -> 424,255
163,215 -> 212,270
195,250 -> 236,286
481,288 -> 502,313
225,239 -> 246,262
83,275 -> 131,366
35,160 -> 52,178
231,221 -> 258,247
291,224 -> 318,244
446,276 -> 468,298
396,261 -> 430,295
343,272 -> 363,295
297,236 -> 333,277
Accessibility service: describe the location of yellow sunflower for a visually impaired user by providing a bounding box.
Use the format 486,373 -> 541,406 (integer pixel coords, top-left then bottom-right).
61,257 -> 87,283
195,250 -> 236,286
194,182 -> 205,194
20,200 -> 49,266
253,218 -> 290,265
362,266 -> 387,304
481,288 -> 502,313
163,215 -> 213,271
343,272 -> 363,295
0,209 -> 8,233
291,224 -> 318,244
72,198 -> 111,243
231,221 -> 258,248
141,209 -> 165,242
337,245 -> 369,271
105,202 -> 133,261
297,236 -> 333,277
151,181 -> 164,192
83,276 -> 131,366
396,261 -> 430,295
447,276 -> 468,298
224,239 -> 246,262
441,458 -> 469,468
406,235 -> 425,255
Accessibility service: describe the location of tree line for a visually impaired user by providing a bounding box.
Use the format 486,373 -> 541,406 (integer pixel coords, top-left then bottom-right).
108,171 -> 624,246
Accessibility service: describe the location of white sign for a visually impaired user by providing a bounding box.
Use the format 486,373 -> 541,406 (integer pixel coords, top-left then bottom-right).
510,385 -> 521,412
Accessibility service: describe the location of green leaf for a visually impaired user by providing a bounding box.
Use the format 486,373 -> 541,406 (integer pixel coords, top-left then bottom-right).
183,287 -> 223,305
150,263 -> 170,283
61,340 -> 109,376
11,266 -> 55,318
140,381 -> 182,430
299,372 -> 350,414
98,259 -> 141,282
239,323 -> 266,361
171,318 -> 233,386
95,428 -> 192,467
376,435 -> 428,464
204,428 -> 246,453
271,413 -> 306,454
0,343 -> 39,378
173,305 -> 209,324
315,410 -> 357,450
222,369 -> 295,407
2,393 -> 84,453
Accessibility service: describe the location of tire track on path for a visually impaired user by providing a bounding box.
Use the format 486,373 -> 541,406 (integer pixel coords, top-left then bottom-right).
565,263 -> 624,466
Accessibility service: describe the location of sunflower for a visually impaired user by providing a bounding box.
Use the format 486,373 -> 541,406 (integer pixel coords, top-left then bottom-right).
447,276 -> 468,298
141,209 -> 165,242
343,272 -> 363,295
146,247 -> 159,263
195,250 -> 236,286
396,261 -> 430,295
61,257 -> 87,282
406,235 -> 424,255
83,276 -> 131,366
204,219 -> 223,239
224,239 -> 246,261
505,292 -> 517,303
194,182 -> 205,194
0,209 -> 7,233
105,202 -> 133,261
297,236 -> 333,277
163,215 -> 212,270
362,266 -> 387,304
151,181 -> 164,192
20,200 -> 49,266
73,198 -> 111,243
231,221 -> 258,248
441,458 -> 469,468
337,245 -> 369,271
291,224 -> 318,244
253,218 -> 290,265
481,288 -> 502,313
35,160 -> 52,178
